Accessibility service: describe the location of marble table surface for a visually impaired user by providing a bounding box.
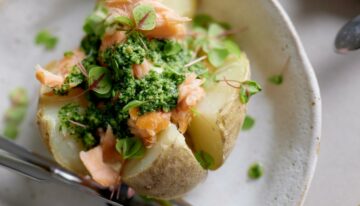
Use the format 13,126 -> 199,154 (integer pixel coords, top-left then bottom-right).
277,0 -> 360,205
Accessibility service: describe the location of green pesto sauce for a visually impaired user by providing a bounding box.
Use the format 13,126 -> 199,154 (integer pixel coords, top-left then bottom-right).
57,31 -> 206,148
54,6 -> 242,151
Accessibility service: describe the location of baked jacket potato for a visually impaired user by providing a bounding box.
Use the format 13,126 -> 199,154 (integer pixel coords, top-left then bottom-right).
35,0 -> 257,200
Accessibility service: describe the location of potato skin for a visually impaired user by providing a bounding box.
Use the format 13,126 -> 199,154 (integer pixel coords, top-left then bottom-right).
217,92 -> 247,159
123,132 -> 207,199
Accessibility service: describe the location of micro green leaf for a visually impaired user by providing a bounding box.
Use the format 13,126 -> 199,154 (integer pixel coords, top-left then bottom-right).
116,138 -> 145,159
248,162 -> 264,180
208,23 -> 225,38
268,74 -> 283,85
193,14 -> 214,28
83,4 -> 108,37
9,87 -> 28,106
208,48 -> 229,67
242,115 -> 255,131
133,4 -> 156,31
122,100 -> 145,112
5,107 -> 27,124
35,30 -> 58,50
195,150 -> 214,170
108,16 -> 134,27
3,123 -> 19,140
239,81 -> 262,104
88,66 -> 112,95
223,39 -> 242,57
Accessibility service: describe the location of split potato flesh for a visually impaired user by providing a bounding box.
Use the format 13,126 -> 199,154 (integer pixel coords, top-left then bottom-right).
123,124 -> 206,199
37,97 -> 88,175
187,53 -> 251,170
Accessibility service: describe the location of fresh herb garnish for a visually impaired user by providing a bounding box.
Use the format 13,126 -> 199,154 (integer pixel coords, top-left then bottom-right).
122,100 -> 145,112
268,57 -> 290,86
9,88 -> 29,106
208,48 -> 229,67
242,115 -> 255,131
116,138 -> 145,159
109,16 -> 134,28
4,123 -> 19,140
35,30 -> 58,50
239,81 -> 262,104
3,88 -> 29,139
268,75 -> 283,85
248,162 -> 264,180
132,4 -> 157,31
64,51 -> 74,57
88,66 -> 112,95
83,3 -> 108,37
195,150 -> 214,170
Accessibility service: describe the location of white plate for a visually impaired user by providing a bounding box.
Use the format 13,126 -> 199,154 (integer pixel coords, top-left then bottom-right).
0,0 -> 321,205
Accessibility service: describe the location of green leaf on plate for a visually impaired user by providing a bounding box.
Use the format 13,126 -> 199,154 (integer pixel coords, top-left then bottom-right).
248,162 -> 264,180
242,115 -> 255,131
5,107 -> 27,124
268,74 -> 283,85
9,87 -> 28,106
35,30 -> 58,50
3,123 -> 19,140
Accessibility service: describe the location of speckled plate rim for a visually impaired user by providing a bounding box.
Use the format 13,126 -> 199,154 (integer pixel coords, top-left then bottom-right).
269,0 -> 322,205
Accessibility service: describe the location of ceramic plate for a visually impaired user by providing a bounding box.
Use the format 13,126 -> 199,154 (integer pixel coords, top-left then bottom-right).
0,0 -> 321,205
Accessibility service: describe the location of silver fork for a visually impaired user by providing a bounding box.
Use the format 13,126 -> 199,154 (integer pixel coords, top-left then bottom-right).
0,136 -> 191,206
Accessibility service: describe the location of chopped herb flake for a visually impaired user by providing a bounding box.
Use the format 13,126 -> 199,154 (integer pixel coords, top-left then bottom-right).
242,115 -> 255,131
248,162 -> 264,180
268,75 -> 283,85
64,51 -> 74,57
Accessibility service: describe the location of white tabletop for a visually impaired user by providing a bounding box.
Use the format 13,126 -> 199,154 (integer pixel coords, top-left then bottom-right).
278,0 -> 360,205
